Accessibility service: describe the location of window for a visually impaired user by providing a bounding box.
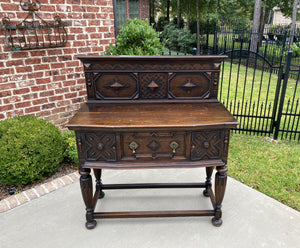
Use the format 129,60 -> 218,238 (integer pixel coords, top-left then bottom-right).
115,0 -> 140,33
116,0 -> 126,30
129,0 -> 139,19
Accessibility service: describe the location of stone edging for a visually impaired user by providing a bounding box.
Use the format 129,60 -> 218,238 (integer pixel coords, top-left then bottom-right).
0,172 -> 80,213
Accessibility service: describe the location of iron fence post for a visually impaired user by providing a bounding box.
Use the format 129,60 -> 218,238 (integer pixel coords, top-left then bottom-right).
271,64 -> 284,132
273,50 -> 293,140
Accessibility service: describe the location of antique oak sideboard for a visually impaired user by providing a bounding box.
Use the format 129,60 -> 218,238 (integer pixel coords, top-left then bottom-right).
67,56 -> 239,229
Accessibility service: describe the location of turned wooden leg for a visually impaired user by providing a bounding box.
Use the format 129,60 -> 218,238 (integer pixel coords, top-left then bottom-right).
212,165 -> 227,227
80,168 -> 97,229
94,169 -> 105,199
203,166 -> 214,197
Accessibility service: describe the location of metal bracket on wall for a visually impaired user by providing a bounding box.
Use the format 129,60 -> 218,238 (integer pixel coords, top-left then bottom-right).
1,0 -> 68,51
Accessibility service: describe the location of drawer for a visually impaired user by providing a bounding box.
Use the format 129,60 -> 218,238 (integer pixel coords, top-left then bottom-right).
191,130 -> 223,161
93,72 -> 138,100
77,130 -> 227,165
121,132 -> 188,161
168,72 -> 211,99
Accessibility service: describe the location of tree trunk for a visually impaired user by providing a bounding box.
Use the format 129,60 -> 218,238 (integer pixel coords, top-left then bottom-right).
250,0 -> 261,65
289,0 -> 299,49
186,0 -> 190,31
258,0 -> 267,46
177,0 -> 181,28
167,0 -> 170,22
149,0 -> 153,25
197,0 -> 200,55
251,0 -> 261,51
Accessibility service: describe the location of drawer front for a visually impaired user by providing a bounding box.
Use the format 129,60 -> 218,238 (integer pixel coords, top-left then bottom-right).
168,72 -> 211,99
121,132 -> 187,161
191,130 -> 223,161
76,130 -> 228,165
82,133 -> 117,162
93,72 -> 138,100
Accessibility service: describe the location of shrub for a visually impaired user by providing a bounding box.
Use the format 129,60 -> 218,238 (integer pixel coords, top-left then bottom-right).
156,15 -> 169,32
292,43 -> 300,57
105,18 -> 163,55
62,131 -> 79,165
162,23 -> 196,53
0,115 -> 64,186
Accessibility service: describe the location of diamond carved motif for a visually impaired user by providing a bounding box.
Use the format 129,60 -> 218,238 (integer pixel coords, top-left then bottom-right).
85,133 -> 117,161
191,131 -> 222,160
147,140 -> 161,151
139,73 -> 167,99
105,80 -> 128,91
178,79 -> 200,92
147,81 -> 159,92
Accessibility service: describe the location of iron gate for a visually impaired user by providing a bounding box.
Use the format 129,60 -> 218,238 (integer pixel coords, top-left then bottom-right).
215,28 -> 299,141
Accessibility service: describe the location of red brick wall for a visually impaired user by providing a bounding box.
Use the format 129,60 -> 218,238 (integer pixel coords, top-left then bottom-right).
0,0 -> 115,128
139,0 -> 149,21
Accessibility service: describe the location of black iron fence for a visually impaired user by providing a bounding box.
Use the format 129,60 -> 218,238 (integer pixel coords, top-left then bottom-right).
164,24 -> 299,141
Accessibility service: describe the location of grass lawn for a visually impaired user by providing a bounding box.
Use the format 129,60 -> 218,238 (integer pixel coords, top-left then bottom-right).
220,61 -> 299,104
228,134 -> 300,211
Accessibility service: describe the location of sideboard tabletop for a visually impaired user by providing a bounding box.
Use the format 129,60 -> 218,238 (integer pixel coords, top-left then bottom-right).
67,101 -> 238,131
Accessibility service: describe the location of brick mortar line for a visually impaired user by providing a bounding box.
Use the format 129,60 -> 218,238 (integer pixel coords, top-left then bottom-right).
0,171 -> 79,213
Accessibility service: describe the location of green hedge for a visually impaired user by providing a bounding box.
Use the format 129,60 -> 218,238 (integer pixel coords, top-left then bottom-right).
0,115 -> 64,186
62,131 -> 78,166
105,18 -> 163,55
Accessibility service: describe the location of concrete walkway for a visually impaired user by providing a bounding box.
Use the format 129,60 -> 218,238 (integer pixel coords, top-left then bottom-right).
0,168 -> 299,248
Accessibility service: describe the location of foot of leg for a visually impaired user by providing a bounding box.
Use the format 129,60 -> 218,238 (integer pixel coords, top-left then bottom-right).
86,219 -> 97,229
98,191 -> 105,199
94,169 -> 105,199
211,217 -> 222,227
203,166 -> 214,197
203,189 -> 210,197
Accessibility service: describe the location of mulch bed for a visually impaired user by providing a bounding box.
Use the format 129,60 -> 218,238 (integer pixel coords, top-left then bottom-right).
0,162 -> 78,201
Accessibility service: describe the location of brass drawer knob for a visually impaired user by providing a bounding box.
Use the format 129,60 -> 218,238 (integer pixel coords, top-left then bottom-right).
129,141 -> 139,154
169,141 -> 179,154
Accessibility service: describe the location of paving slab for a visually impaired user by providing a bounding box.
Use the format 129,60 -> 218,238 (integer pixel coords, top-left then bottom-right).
0,168 -> 299,248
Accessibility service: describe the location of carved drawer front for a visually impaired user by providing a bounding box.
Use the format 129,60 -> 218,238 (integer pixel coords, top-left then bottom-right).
191,131 -> 223,161
121,132 -> 187,161
93,72 -> 138,100
83,133 -> 117,162
168,72 -> 211,99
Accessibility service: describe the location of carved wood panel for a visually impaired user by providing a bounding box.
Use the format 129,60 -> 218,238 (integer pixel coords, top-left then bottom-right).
83,61 -> 219,72
191,131 -> 222,160
139,73 -> 168,99
84,133 -> 117,162
94,73 -> 138,99
168,73 -> 211,99
85,72 -> 95,99
211,72 -> 219,98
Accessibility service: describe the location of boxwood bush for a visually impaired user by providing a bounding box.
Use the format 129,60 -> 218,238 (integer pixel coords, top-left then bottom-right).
105,18 -> 163,55
62,131 -> 79,166
0,115 -> 64,186
162,23 -> 196,54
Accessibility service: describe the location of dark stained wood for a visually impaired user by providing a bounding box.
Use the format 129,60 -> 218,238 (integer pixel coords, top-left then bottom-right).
68,102 -> 238,130
67,56 -> 238,229
101,182 -> 207,190
93,210 -> 216,219
83,160 -> 225,169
